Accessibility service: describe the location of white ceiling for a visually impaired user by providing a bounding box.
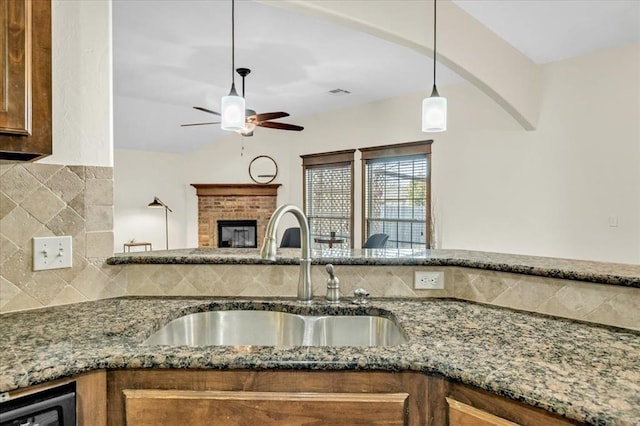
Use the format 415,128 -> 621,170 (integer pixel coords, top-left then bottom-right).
112,0 -> 640,153
453,0 -> 640,64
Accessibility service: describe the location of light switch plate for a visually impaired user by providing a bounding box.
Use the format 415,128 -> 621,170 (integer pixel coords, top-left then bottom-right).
33,236 -> 73,271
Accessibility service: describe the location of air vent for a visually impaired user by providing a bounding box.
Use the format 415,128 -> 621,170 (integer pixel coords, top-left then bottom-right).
328,88 -> 351,96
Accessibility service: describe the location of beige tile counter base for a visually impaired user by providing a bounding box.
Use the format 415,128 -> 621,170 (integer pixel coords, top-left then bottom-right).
110,263 -> 638,331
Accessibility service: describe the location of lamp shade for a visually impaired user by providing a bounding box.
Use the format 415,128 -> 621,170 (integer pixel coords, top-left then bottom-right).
422,92 -> 447,132
148,197 -> 163,208
221,84 -> 246,131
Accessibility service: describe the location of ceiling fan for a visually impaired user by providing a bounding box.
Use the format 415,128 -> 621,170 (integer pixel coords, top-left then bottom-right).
181,68 -> 304,136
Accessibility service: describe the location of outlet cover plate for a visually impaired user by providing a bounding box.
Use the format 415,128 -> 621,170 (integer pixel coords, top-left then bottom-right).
33,236 -> 73,271
414,271 -> 444,290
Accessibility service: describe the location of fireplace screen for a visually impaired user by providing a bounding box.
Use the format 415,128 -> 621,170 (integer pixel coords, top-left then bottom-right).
217,220 -> 257,248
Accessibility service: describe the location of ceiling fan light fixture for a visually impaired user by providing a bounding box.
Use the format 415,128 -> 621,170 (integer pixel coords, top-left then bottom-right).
221,83 -> 246,131
422,0 -> 447,133
237,121 -> 256,136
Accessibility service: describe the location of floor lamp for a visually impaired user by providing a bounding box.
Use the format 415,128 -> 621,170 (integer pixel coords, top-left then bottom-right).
148,197 -> 172,250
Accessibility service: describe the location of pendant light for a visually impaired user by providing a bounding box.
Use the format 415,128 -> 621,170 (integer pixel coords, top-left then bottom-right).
221,0 -> 245,131
422,0 -> 447,132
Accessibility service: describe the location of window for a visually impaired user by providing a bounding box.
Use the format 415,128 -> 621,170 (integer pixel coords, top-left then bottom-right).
301,150 -> 355,249
360,141 -> 432,249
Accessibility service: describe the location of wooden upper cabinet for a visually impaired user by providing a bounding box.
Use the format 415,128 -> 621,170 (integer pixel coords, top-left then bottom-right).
0,0 -> 52,161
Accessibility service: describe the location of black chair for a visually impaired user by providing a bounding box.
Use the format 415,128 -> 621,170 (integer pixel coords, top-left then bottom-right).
280,227 -> 301,248
363,233 -> 389,248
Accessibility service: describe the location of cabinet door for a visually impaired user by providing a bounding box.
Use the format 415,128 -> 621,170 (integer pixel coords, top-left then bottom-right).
0,0 -> 51,161
124,389 -> 409,425
445,384 -> 579,426
447,397 -> 519,426
0,0 -> 31,135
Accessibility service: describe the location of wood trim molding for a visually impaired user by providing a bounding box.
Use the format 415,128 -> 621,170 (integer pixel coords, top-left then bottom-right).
359,140 -> 432,160
191,183 -> 281,197
301,149 -> 356,167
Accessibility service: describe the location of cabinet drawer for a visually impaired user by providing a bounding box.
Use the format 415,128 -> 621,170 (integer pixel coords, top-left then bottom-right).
124,389 -> 409,425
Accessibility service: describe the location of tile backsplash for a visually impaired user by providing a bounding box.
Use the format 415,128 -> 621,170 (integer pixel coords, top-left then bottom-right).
117,263 -> 639,330
0,163 -> 125,312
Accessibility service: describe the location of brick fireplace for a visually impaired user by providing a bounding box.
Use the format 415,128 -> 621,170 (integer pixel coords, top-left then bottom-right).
191,184 -> 280,248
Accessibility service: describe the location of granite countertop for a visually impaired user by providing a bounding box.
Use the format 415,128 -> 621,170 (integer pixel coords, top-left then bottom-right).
107,248 -> 640,288
1,297 -> 638,425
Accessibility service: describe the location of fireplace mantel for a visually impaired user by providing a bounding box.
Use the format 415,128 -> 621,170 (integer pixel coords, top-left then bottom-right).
191,183 -> 281,248
191,184 -> 281,197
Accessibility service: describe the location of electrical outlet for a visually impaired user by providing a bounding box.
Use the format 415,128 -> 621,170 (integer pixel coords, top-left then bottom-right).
414,271 -> 444,290
33,236 -> 73,271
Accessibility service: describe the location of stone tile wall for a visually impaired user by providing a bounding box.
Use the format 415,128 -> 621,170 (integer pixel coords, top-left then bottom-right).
0,163 -> 125,312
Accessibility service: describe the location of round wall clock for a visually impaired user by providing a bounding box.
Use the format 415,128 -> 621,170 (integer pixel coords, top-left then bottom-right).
248,155 -> 278,184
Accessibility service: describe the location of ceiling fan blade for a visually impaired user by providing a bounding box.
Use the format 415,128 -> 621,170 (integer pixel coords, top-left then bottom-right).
181,122 -> 220,127
257,121 -> 304,131
193,106 -> 221,116
253,111 -> 289,122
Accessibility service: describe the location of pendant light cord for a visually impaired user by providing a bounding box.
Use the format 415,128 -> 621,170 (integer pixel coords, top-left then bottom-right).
231,0 -> 236,85
432,0 -> 437,88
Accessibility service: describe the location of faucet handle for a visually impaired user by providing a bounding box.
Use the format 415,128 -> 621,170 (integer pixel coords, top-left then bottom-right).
326,263 -> 335,279
325,264 -> 340,304
353,288 -> 370,305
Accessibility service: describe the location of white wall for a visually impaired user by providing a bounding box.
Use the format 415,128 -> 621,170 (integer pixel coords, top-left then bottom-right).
114,43 -> 640,263
114,150 -> 191,250
39,0 -> 113,167
435,43 -> 639,263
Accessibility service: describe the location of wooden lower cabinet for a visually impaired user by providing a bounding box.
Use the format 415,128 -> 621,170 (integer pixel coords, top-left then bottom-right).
106,370 -> 581,426
5,369 -> 582,426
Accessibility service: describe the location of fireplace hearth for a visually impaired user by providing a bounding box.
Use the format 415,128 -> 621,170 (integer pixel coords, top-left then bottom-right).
217,220 -> 257,248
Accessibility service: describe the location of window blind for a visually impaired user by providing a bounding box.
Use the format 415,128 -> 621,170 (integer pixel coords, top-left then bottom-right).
364,154 -> 428,249
304,162 -> 352,249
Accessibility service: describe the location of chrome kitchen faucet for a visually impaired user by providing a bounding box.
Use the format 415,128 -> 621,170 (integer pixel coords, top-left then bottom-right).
261,204 -> 313,303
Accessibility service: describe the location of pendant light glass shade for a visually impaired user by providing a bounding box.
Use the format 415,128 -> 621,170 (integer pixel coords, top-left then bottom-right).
422,86 -> 447,132
221,83 -> 245,131
422,0 -> 447,133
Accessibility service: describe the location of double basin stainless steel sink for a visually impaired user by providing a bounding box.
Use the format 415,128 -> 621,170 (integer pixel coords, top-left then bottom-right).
143,310 -> 407,347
